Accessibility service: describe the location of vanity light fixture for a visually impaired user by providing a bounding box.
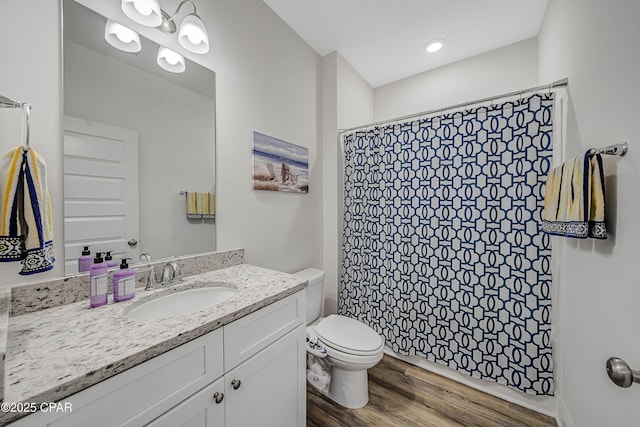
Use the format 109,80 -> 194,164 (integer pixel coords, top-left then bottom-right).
122,0 -> 210,54
105,19 -> 142,53
121,0 -> 162,27
425,38 -> 445,54
157,46 -> 186,73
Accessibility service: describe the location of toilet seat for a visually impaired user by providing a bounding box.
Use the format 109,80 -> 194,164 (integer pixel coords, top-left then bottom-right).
314,314 -> 384,357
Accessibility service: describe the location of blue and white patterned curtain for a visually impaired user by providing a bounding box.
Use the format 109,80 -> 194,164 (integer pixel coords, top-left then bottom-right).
339,93 -> 555,395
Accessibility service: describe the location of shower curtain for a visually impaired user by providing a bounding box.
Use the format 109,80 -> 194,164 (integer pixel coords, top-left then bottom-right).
339,93 -> 555,395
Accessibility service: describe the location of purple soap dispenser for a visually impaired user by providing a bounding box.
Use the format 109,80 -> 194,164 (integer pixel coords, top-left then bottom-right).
105,251 -> 118,268
89,252 -> 108,308
113,258 -> 136,302
78,246 -> 92,273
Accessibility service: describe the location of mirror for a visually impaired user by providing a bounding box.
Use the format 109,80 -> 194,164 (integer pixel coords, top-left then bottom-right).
62,0 -> 216,274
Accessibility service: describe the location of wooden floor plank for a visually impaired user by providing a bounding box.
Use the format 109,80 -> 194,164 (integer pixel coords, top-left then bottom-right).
403,364 -> 557,427
307,355 -> 557,427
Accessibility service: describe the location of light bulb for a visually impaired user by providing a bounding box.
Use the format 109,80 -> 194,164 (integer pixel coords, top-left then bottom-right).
178,14 -> 209,54
105,19 -> 141,53
157,46 -> 186,73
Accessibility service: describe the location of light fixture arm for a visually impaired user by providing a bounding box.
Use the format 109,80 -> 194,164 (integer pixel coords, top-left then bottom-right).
168,0 -> 198,22
157,0 -> 200,34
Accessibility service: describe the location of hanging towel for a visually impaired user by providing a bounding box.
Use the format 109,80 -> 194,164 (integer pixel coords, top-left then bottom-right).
185,192 -> 216,220
185,191 -> 202,219
541,151 -> 606,239
0,147 -> 26,261
0,147 -> 55,274
202,192 -> 216,220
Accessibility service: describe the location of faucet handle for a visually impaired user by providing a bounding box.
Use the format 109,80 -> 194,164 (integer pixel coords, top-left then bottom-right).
145,265 -> 160,290
161,263 -> 174,284
169,261 -> 184,284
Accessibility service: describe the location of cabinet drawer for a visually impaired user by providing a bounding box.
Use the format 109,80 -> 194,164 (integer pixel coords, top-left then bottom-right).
146,376 -> 225,427
12,328 -> 224,427
224,292 -> 304,370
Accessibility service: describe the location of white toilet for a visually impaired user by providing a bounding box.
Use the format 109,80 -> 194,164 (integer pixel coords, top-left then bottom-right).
295,268 -> 384,409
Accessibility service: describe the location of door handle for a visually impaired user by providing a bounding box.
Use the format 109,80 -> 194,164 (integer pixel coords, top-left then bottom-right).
606,357 -> 640,387
128,239 -> 138,247
231,379 -> 241,390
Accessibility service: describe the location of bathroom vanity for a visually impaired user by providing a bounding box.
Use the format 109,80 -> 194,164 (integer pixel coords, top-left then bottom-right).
0,253 -> 307,427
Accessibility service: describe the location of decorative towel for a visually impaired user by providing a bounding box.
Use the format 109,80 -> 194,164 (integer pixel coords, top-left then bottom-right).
186,192 -> 202,219
541,151 -> 606,239
202,192 -> 215,220
0,147 -> 55,274
185,192 -> 216,220
0,147 -> 26,261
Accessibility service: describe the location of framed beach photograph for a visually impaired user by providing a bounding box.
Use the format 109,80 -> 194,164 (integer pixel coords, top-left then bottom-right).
252,131 -> 309,193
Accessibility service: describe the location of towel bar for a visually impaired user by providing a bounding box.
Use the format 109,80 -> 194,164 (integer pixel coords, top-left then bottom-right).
590,141 -> 628,156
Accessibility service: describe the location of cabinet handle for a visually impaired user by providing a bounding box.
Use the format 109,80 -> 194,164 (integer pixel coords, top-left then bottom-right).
213,392 -> 224,404
231,379 -> 241,390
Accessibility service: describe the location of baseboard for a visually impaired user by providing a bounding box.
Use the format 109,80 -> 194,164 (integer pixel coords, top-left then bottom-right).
383,347 -> 558,419
555,398 -> 574,427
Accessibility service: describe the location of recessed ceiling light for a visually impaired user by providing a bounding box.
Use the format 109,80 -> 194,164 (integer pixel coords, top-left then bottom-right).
425,38 -> 445,54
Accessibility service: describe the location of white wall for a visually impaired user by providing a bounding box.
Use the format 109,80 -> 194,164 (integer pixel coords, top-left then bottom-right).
538,1 -> 640,426
322,52 -> 374,314
65,40 -> 215,261
0,0 -> 323,288
374,38 -> 538,121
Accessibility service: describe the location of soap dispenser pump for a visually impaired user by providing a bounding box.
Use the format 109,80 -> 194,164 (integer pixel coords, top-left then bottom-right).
113,258 -> 136,302
89,252 -> 108,308
78,246 -> 92,273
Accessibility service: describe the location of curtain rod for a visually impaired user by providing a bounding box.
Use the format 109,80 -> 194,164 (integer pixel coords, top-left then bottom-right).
338,78 -> 569,135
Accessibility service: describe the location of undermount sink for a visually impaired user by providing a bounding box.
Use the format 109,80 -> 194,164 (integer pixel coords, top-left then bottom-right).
126,284 -> 237,321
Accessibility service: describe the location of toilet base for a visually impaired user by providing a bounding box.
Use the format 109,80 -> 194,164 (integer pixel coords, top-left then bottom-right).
327,366 -> 369,409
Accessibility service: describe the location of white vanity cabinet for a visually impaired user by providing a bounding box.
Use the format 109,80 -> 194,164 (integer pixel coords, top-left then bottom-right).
223,324 -> 306,427
10,291 -> 306,427
145,377 -> 226,427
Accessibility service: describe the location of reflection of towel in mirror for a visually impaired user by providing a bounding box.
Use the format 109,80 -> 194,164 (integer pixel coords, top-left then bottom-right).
202,192 -> 215,220
0,147 -> 55,274
185,192 -> 215,220
186,191 -> 202,219
541,152 -> 606,239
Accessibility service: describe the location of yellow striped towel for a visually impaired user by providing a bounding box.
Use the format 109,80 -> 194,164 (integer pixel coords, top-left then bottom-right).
186,191 -> 202,219
186,192 -> 216,220
0,146 -> 55,274
541,152 -> 606,239
202,192 -> 216,220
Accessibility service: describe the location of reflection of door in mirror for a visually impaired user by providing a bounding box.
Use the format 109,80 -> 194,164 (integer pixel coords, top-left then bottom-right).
63,117 -> 140,275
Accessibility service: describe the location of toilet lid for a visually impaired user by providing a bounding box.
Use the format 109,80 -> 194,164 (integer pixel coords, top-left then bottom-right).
314,314 -> 383,355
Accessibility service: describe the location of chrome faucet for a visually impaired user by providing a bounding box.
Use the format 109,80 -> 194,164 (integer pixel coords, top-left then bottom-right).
145,264 -> 162,290
162,261 -> 183,285
145,260 -> 183,290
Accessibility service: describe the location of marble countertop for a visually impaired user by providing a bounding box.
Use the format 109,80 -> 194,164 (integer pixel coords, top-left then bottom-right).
2,264 -> 307,413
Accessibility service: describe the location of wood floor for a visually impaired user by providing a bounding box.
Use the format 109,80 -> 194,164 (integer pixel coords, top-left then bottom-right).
307,355 -> 557,427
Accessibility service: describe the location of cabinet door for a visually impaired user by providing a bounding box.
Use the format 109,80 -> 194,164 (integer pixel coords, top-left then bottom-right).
225,323 -> 306,427
146,377 -> 225,427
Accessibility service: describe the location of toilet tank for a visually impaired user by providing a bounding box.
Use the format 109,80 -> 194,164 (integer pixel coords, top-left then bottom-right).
294,268 -> 325,324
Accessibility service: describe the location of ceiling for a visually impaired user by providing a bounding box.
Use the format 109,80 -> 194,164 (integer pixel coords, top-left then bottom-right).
261,0 -> 549,88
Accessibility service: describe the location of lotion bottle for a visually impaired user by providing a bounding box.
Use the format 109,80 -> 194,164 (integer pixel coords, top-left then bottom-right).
104,251 -> 118,268
89,252 -> 108,308
78,246 -> 92,273
113,258 -> 136,302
